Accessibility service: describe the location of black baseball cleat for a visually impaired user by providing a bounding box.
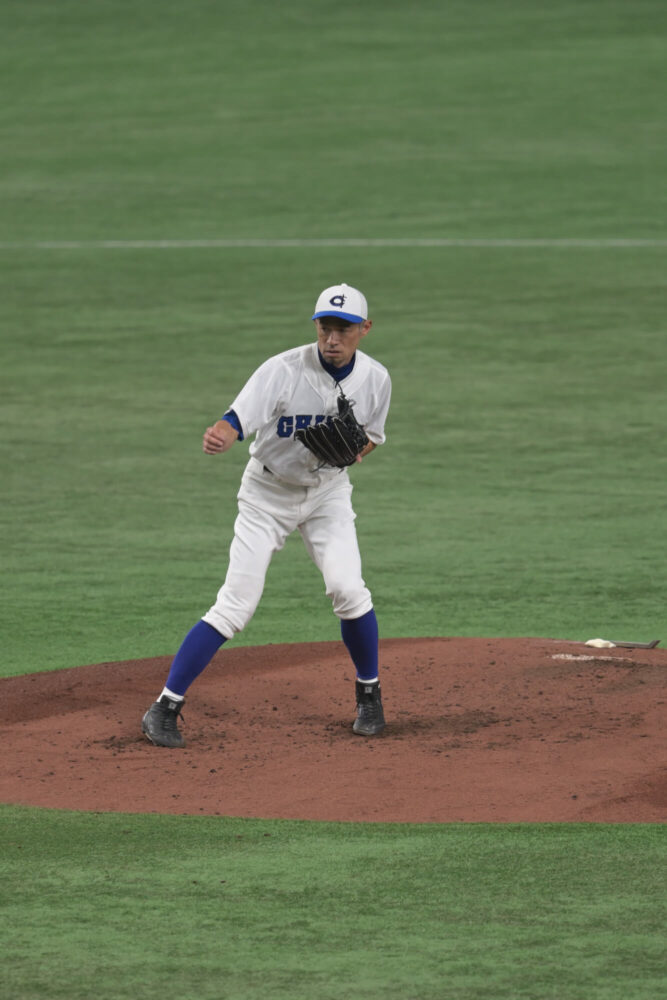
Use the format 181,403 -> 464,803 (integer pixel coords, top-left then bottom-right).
142,695 -> 186,748
353,680 -> 386,736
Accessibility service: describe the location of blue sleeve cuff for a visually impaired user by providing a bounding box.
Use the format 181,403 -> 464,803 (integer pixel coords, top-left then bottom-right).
221,409 -> 244,441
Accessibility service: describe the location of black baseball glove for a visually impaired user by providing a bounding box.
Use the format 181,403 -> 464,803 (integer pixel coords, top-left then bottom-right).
295,391 -> 370,468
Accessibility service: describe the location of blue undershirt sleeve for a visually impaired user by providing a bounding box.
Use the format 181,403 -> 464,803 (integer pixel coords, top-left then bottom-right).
221,409 -> 244,441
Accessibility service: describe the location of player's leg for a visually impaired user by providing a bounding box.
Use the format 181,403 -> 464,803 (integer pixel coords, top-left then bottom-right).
298,484 -> 385,735
203,495 -> 292,636
143,473 -> 295,747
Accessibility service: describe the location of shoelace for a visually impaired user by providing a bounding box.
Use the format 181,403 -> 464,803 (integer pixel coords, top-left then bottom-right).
358,700 -> 381,721
161,705 -> 184,732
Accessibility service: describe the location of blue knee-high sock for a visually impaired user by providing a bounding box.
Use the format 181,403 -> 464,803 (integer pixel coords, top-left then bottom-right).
340,608 -> 379,682
165,620 -> 226,697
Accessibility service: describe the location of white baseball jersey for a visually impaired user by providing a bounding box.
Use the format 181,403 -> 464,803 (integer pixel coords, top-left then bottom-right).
228,342 -> 391,487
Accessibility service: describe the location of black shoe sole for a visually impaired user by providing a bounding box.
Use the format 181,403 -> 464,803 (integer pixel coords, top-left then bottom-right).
352,720 -> 386,736
142,729 -> 186,748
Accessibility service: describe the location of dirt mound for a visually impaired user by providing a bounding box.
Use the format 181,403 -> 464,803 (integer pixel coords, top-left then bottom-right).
2,637 -> 665,822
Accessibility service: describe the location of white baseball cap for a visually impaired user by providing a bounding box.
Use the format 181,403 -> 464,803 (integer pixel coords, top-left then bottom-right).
312,283 -> 368,324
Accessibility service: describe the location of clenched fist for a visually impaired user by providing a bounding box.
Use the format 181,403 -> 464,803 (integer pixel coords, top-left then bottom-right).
203,420 -> 239,455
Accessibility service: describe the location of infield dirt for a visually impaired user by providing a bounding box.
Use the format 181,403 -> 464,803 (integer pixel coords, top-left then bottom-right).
2,637 -> 665,823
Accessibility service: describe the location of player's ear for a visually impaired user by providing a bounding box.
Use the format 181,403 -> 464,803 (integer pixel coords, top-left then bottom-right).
360,320 -> 372,336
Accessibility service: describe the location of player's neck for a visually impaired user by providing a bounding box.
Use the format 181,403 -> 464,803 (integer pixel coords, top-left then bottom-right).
317,349 -> 356,382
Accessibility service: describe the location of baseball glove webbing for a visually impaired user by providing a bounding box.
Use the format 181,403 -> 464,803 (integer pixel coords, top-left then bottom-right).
295,389 -> 369,468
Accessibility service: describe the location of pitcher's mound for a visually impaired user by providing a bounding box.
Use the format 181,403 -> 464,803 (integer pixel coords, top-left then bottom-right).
2,637 -> 665,822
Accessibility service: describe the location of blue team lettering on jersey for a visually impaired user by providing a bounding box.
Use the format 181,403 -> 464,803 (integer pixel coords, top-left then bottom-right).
276,415 -> 329,438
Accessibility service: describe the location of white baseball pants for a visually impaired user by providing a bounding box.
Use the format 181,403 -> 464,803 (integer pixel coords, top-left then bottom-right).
203,458 -> 373,639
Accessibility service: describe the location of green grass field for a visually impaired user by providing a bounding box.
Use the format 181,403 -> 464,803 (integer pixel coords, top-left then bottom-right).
3,810 -> 665,1000
1,1 -> 666,997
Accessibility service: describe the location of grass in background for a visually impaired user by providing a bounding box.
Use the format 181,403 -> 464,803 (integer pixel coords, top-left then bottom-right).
1,0 -> 665,242
3,806 -> 666,1000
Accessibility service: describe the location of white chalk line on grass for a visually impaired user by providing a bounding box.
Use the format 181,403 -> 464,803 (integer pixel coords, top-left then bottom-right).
0,238 -> 666,250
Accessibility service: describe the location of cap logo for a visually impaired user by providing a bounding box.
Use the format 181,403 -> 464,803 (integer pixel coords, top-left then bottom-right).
330,294 -> 346,308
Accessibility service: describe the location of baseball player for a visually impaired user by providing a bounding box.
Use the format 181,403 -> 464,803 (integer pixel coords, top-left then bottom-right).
142,283 -> 392,748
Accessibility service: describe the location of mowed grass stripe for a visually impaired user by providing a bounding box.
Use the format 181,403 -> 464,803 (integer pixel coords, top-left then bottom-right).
0,238 -> 666,249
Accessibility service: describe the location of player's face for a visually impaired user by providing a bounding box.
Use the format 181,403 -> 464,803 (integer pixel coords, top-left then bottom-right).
315,317 -> 372,367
